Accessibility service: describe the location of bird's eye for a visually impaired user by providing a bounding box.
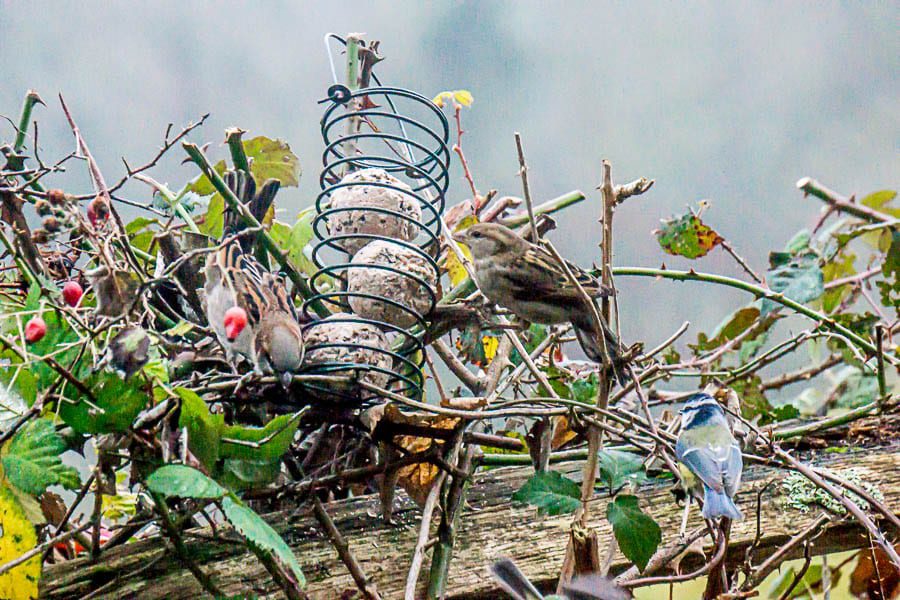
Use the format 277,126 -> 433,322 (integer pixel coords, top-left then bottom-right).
471,231 -> 482,239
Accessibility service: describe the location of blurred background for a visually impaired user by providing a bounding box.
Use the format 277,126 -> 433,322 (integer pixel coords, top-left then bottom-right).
1,0 -> 897,354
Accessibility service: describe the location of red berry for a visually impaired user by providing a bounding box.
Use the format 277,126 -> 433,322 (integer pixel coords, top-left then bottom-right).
25,317 -> 47,343
224,306 -> 248,341
62,281 -> 83,307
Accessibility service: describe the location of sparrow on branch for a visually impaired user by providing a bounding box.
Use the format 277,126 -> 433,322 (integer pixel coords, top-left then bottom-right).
453,222 -> 627,384
204,170 -> 304,387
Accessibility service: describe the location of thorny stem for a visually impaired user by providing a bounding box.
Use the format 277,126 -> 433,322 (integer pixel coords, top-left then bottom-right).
151,492 -> 222,597
612,266 -> 885,358
797,177 -> 897,225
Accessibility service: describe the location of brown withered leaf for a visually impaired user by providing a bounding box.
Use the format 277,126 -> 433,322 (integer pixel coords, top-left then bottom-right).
384,405 -> 459,506
850,543 -> 900,599
551,415 -> 579,450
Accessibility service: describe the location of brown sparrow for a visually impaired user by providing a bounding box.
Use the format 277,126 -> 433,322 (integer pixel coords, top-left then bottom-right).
453,222 -> 627,384
203,171 -> 304,387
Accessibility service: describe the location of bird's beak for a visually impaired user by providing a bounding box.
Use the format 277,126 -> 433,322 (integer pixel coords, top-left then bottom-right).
279,372 -> 294,389
451,231 -> 468,244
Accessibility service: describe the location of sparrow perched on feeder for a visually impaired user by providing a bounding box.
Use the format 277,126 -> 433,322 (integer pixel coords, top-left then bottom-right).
204,170 -> 304,387
675,392 -> 743,522
453,222 -> 627,384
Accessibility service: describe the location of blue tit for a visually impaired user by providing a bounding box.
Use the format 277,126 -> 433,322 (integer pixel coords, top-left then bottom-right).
675,392 -> 743,521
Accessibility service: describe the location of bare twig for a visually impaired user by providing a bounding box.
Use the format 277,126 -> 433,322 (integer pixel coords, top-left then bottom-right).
313,497 -> 381,600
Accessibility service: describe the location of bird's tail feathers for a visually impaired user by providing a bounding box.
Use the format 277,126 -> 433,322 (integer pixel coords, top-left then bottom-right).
572,319 -> 628,387
702,487 -> 742,521
223,170 -> 281,251
490,558 -> 544,600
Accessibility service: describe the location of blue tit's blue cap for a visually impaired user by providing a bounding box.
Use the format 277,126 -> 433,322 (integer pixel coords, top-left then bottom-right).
680,392 -> 718,413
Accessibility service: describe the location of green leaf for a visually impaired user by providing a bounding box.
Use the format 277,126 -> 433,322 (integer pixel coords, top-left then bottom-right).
606,494 -> 661,572
761,252 -> 824,316
185,159 -> 227,197
221,495 -> 305,587
1,418 -> 80,495
784,229 -> 812,255
0,369 -> 36,423
58,371 -> 148,434
655,211 -> 723,259
511,470 -> 581,516
176,388 -> 223,471
702,306 -> 760,350
510,324 -> 551,366
269,208 -> 317,277
220,412 -> 302,461
198,193 -> 224,239
597,450 -> 645,492
242,136 -> 302,188
146,464 -> 226,499
860,190 -> 900,218
219,458 -> 282,491
820,251 -> 856,313
731,375 -> 773,420
832,368 -> 879,408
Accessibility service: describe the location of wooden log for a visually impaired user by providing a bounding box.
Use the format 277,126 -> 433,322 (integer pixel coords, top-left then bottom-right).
40,444 -> 900,599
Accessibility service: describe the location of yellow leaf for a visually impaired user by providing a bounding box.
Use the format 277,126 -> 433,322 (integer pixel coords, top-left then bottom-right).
453,90 -> 474,107
432,91 -> 452,108
481,335 -> 499,363
0,484 -> 40,600
444,214 -> 478,287
432,90 -> 474,108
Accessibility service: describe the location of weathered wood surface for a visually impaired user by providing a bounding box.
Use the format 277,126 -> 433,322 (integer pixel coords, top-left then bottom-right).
41,443 -> 900,599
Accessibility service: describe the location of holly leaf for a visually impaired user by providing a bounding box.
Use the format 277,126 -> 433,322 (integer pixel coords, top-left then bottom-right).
512,470 -> 581,516
1,418 -> 80,495
655,212 -> 723,259
606,494 -> 661,572
761,252 -> 824,316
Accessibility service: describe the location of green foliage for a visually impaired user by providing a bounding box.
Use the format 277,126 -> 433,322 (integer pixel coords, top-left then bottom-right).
605,494 -> 661,572
512,470 -> 581,516
269,208 -> 318,277
655,210 -> 723,259
58,371 -> 148,434
596,450 -> 646,493
240,136 -> 302,188
176,386 -> 300,489
1,418 -> 80,495
176,387 -> 223,470
146,464 -> 227,499
761,251 -> 824,316
220,495 -> 305,587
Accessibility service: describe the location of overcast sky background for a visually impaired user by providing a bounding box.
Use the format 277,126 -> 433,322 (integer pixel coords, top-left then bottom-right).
1,1 -> 897,352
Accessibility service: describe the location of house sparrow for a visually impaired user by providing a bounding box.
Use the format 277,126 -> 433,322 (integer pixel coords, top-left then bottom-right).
453,222 -> 626,384
675,393 -> 743,521
203,171 -> 304,387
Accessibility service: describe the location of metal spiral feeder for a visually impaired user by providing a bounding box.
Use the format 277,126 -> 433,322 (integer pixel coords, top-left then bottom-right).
300,43 -> 450,405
